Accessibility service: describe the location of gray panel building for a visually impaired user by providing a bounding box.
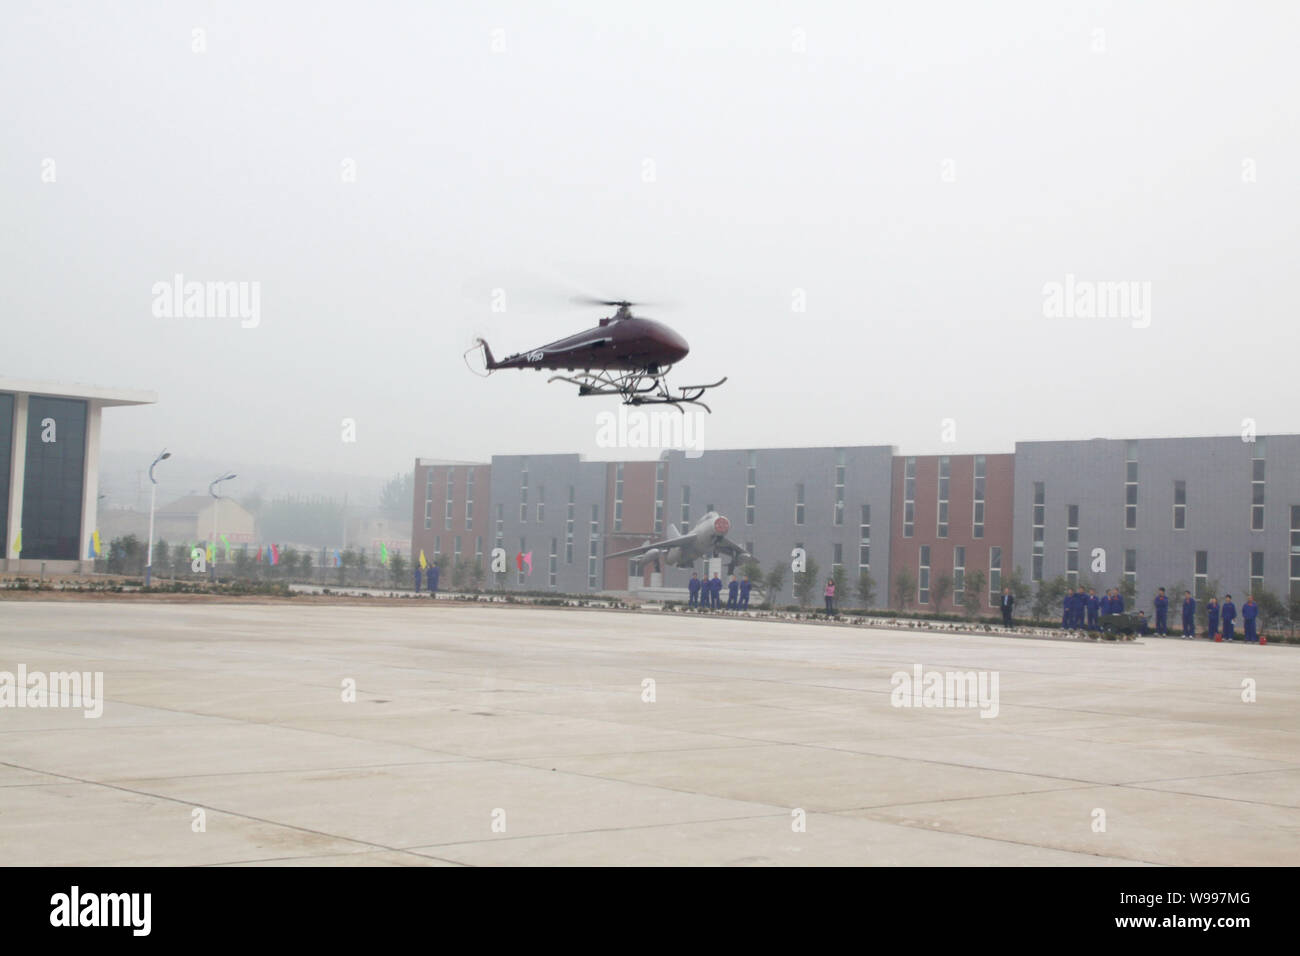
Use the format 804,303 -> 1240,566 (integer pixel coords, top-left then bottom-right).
660,445 -> 895,604
488,453 -> 608,592
1013,435 -> 1300,610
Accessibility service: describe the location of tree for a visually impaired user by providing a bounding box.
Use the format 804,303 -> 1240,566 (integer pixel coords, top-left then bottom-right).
962,569 -> 987,619
794,556 -> 820,608
1119,576 -> 1137,608
1005,566 -> 1032,607
379,472 -> 414,521
894,567 -> 916,610
300,550 -> 314,583
1254,586 -> 1286,632
1196,577 -> 1220,628
856,569 -> 876,609
932,574 -> 953,613
831,564 -> 849,611
1032,575 -> 1068,621
339,548 -> 357,586
470,560 -> 485,591
764,562 -> 787,607
389,551 -> 408,587
452,558 -> 469,590
739,557 -> 764,598
152,540 -> 170,576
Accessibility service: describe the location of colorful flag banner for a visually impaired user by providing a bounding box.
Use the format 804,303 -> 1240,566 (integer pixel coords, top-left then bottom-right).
271,544 -> 280,565
380,542 -> 389,565
12,529 -> 21,555
221,534 -> 232,560
418,549 -> 427,569
333,549 -> 342,567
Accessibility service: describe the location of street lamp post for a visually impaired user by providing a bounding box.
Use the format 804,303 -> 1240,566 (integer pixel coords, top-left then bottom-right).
208,472 -> 237,584
144,449 -> 171,588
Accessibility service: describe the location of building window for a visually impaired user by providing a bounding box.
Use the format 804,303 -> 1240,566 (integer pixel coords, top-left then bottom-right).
466,468 -> 475,529
834,450 -> 845,526
746,451 -> 757,526
903,457 -> 916,538
972,455 -> 986,539
1291,505 -> 1300,601
614,463 -> 624,532
1195,549 -> 1208,599
566,487 -> 575,564
519,459 -> 529,523
434,535 -> 440,558
989,546 -> 1003,605
832,542 -> 843,576
517,537 -> 527,585
654,462 -> 665,534
588,504 -> 599,589
681,483 -> 690,527
918,545 -> 931,604
1173,480 -> 1186,530
1251,441 -> 1265,531
1250,551 -> 1264,595
795,482 -> 805,525
537,484 -> 545,523
453,535 -> 461,564
953,546 -> 965,605
549,538 -> 558,588
1125,442 -> 1138,530
424,470 -> 435,530
1031,481 -> 1045,581
475,536 -> 483,568
445,470 -> 455,530
1066,504 -> 1079,587
496,503 -> 504,539
936,456 -> 950,538
859,504 -> 871,569
1124,548 -> 1137,593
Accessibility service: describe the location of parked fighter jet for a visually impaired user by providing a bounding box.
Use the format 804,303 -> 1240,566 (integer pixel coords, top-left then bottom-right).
606,512 -> 750,573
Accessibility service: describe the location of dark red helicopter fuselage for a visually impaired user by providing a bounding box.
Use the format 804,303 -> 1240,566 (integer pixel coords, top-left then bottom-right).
482,317 -> 689,373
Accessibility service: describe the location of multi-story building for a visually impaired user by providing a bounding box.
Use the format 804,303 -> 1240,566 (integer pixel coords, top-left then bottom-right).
1012,436 -> 1300,604
411,433 -> 1300,612
890,453 -> 1015,613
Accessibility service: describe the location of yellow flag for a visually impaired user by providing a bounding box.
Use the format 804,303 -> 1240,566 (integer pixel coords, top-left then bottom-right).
12,529 -> 21,555
418,549 -> 427,569
92,529 -> 102,557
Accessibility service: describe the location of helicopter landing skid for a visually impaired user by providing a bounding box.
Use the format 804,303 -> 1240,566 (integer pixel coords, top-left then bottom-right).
547,369 -> 727,413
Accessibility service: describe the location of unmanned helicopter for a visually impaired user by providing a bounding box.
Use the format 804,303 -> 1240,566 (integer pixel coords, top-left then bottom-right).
465,299 -> 726,412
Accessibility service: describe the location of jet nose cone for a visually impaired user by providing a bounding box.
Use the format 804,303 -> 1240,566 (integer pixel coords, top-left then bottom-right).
713,516 -> 730,535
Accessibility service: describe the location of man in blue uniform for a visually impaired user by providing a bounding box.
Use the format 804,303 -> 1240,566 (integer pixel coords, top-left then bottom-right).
1206,596 -> 1220,639
710,572 -> 722,609
427,562 -> 440,598
727,574 -> 739,610
1153,588 -> 1169,636
413,563 -> 422,592
1062,589 -> 1075,629
1242,594 -> 1259,643
1136,611 -> 1151,635
739,575 -> 752,610
1181,591 -> 1196,638
688,572 -> 701,608
1221,595 -> 1237,640
1113,589 -> 1125,614
1087,588 -> 1101,630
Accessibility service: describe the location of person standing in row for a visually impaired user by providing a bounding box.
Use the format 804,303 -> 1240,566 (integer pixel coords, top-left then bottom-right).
1062,588 -> 1074,628
1181,591 -> 1196,639
1221,595 -> 1237,641
1087,588 -> 1101,630
1000,587 -> 1014,627
1206,595 -> 1220,639
413,563 -> 422,592
1242,594 -> 1259,643
688,571 -> 701,608
427,561 -> 439,598
1153,588 -> 1169,636
739,576 -> 752,610
710,572 -> 722,609
824,578 -> 835,615
727,574 -> 739,610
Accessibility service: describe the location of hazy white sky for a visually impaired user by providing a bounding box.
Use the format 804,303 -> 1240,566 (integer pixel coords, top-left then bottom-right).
5,1 -> 1298,486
